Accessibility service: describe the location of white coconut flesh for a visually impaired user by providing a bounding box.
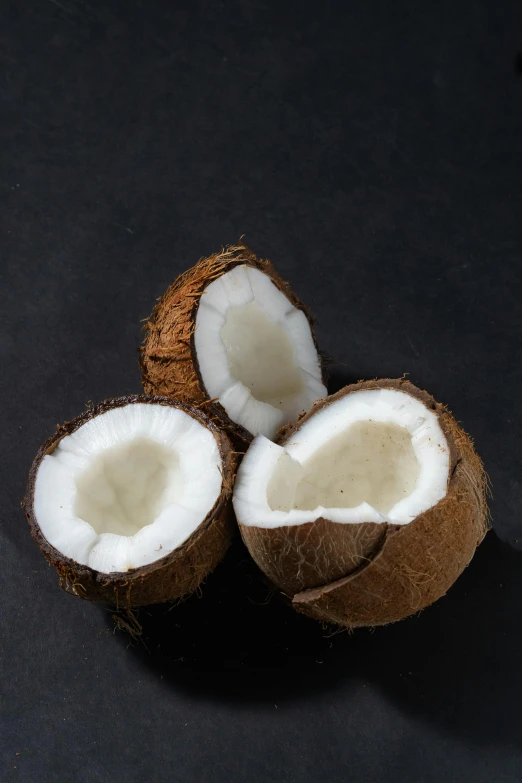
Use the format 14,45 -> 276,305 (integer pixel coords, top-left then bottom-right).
194,264 -> 327,438
233,388 -> 451,528
33,404 -> 223,574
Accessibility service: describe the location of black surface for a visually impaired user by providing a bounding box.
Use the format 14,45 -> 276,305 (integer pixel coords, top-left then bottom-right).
2,1 -> 522,781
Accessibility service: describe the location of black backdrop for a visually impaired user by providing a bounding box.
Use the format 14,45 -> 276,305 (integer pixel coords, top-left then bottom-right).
2,1 -> 522,781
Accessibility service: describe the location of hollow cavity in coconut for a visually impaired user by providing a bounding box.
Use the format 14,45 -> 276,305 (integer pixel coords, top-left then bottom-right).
24,396 -> 236,607
141,243 -> 327,447
233,379 -> 488,628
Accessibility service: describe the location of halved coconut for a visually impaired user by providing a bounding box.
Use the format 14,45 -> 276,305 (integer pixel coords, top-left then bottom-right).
233,379 -> 488,627
140,243 -> 327,447
24,396 -> 236,607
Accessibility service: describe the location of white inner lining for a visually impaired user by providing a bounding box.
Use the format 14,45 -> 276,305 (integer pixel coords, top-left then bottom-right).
221,301 -> 305,410
194,265 -> 326,438
268,421 -> 420,515
75,438 -> 182,537
233,388 -> 450,528
33,404 -> 223,573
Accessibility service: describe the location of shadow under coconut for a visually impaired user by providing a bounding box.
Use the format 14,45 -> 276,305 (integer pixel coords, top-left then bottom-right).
108,533 -> 522,745
108,539 -> 343,702
354,533 -> 522,744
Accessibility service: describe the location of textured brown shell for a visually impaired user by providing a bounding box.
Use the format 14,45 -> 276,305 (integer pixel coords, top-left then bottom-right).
24,395 -> 237,608
239,378 -> 488,627
140,242 -> 327,450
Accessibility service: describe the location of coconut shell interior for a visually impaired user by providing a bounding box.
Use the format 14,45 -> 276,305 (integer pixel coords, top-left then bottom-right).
240,378 -> 488,627
24,395 -> 237,608
140,242 -> 326,449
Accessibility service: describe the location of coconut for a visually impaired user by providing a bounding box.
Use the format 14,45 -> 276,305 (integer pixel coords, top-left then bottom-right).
233,378 -> 488,627
140,242 -> 327,448
24,395 -> 236,607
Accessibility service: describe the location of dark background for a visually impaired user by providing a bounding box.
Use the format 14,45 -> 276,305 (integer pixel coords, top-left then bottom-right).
2,1 -> 522,781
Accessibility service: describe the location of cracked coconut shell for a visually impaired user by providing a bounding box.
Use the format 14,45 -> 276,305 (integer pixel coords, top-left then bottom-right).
238,379 -> 489,628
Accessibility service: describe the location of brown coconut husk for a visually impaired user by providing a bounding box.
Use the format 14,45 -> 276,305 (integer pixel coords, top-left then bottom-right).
140,242 -> 327,450
239,378 -> 488,627
24,395 -> 237,608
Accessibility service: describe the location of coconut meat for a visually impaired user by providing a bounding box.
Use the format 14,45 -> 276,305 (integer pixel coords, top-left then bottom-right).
194,264 -> 326,439
33,404 -> 223,573
234,388 -> 451,528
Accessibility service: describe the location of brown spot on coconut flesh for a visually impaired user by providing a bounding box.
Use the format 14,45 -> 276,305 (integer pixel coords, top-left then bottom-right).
238,378 -> 488,628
